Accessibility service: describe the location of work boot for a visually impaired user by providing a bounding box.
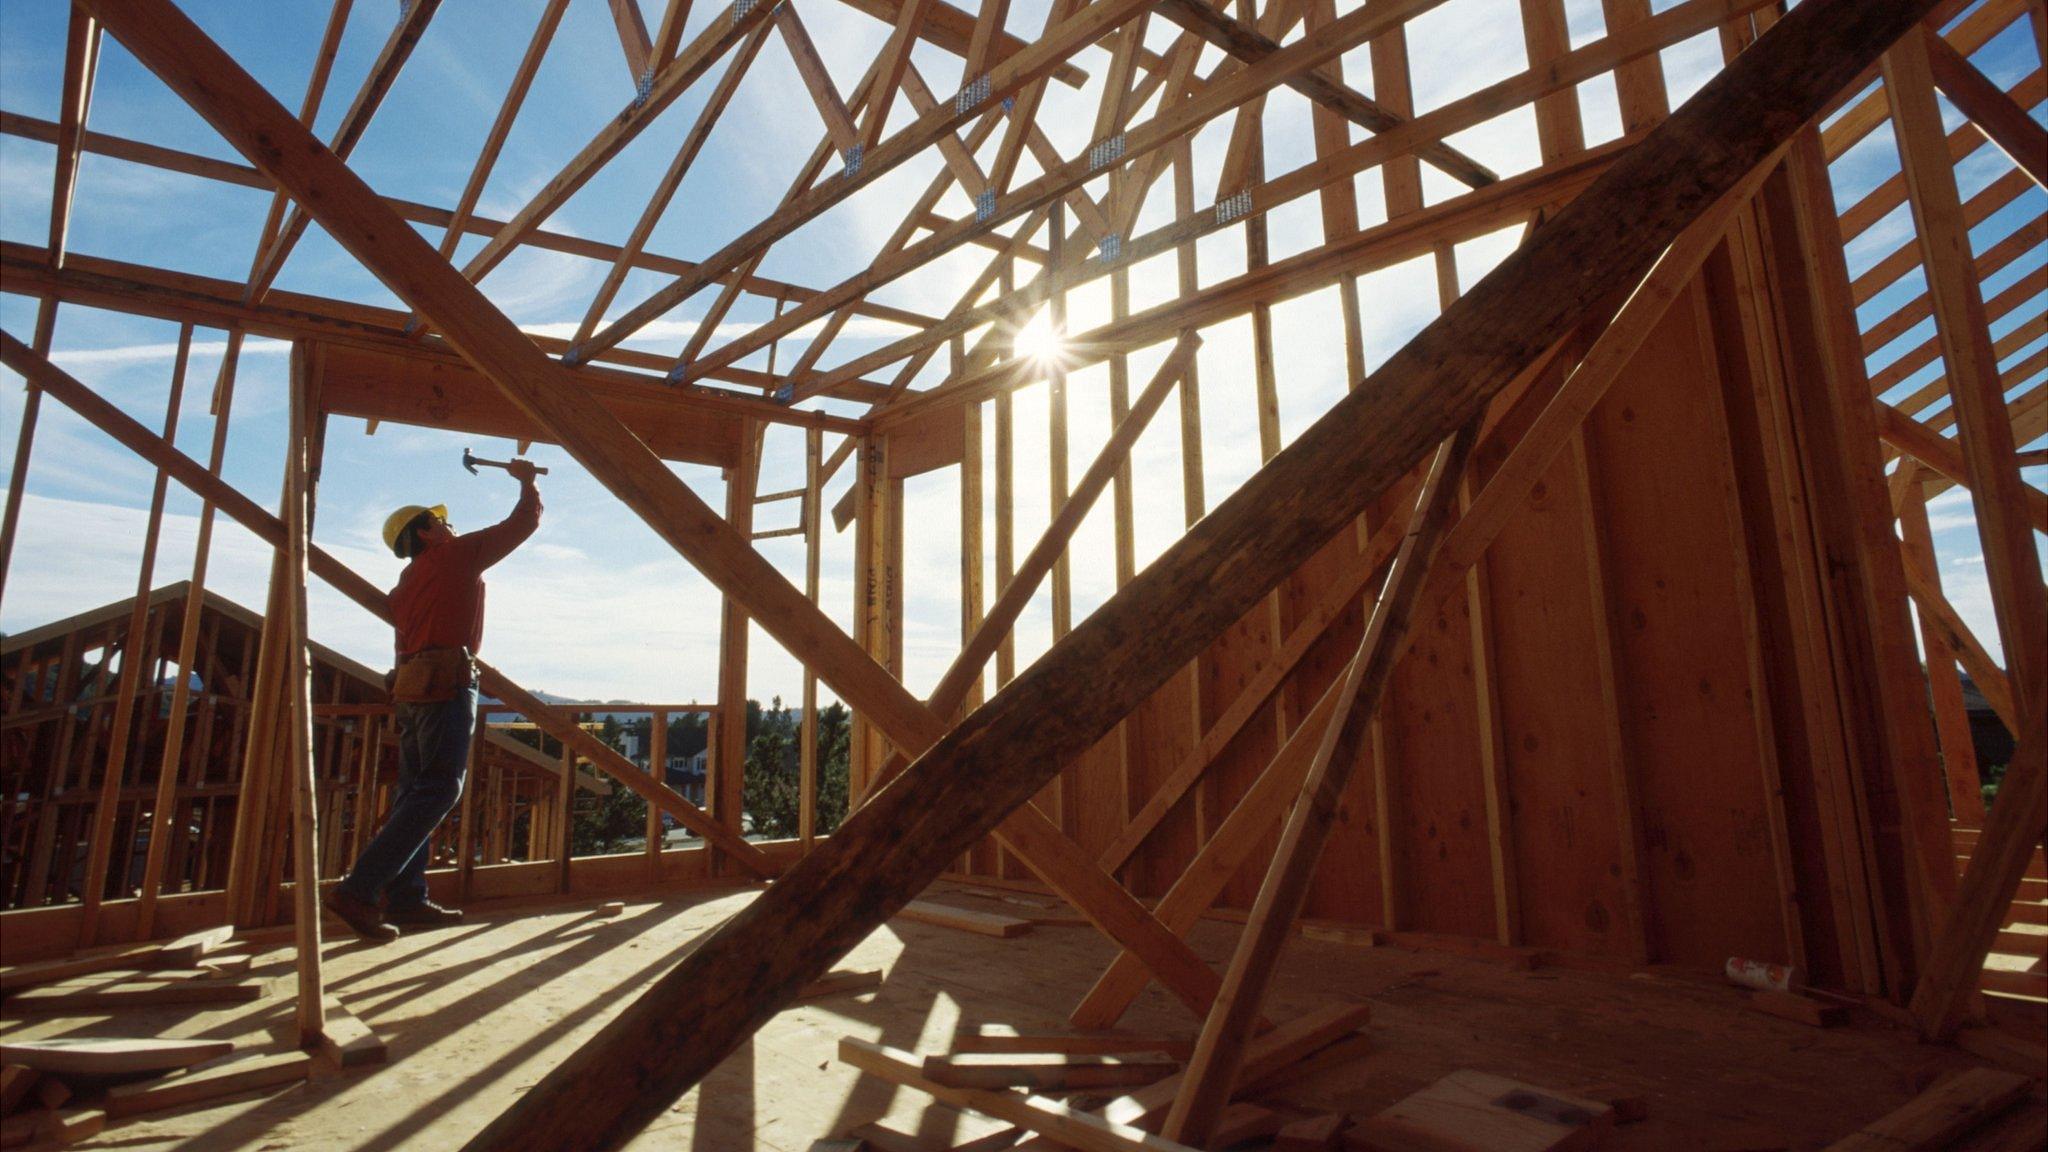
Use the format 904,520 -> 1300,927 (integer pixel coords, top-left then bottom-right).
323,888 -> 399,942
385,898 -> 463,928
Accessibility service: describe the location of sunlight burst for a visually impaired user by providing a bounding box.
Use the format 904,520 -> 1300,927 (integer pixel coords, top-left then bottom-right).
1011,311 -> 1066,364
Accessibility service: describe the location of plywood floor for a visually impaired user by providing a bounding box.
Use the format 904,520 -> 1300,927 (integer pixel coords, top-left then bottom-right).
2,884 -> 2042,1151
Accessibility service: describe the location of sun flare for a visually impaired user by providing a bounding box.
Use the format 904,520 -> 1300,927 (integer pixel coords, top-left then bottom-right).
1011,311 -> 1066,364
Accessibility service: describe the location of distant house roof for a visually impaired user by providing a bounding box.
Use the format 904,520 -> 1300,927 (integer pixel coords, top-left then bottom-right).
3,580 -> 385,688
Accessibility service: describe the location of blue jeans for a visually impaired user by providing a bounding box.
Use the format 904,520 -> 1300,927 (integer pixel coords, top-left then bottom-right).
338,686 -> 476,907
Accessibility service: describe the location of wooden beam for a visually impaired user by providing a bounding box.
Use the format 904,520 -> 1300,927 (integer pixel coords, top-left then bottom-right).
0,109 -> 944,337
45,7 -> 103,271
1898,537 -> 2019,734
1152,0 -> 1496,189
1917,26 -> 2048,188
280,345 -> 327,1045
775,5 -> 860,155
608,0 -> 654,81
437,2 -> 1938,1146
1875,401 -> 2048,535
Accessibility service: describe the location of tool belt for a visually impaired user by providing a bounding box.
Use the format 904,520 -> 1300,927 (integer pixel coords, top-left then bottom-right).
387,647 -> 475,704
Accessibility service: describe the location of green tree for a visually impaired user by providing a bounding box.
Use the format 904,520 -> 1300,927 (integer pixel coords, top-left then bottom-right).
814,703 -> 851,835
733,699 -> 854,837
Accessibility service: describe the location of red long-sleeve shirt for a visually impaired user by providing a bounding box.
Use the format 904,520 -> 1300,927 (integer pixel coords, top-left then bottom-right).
390,483 -> 541,658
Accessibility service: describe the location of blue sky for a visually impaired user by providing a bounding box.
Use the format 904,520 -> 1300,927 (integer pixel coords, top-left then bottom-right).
0,0 -> 2041,707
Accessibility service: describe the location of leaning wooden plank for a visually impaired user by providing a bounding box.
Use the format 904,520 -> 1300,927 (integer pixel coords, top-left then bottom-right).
1351,1071 -> 1614,1152
922,1053 -> 1179,1092
1822,1068 -> 2029,1151
104,1052 -> 312,1118
0,1038 -> 234,1078
837,1039 -> 1201,1152
71,0 -> 1916,1144
896,902 -> 1031,939
1163,422 -> 1477,1146
1,979 -> 267,1013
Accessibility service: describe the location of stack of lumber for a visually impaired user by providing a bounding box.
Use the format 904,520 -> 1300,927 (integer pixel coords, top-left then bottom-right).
831,1003 -> 1373,1151
0,927 -> 384,1141
0,1035 -> 316,1145
0,1037 -> 318,1139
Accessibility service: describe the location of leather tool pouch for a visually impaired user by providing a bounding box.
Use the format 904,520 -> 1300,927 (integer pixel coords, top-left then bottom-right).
389,648 -> 473,704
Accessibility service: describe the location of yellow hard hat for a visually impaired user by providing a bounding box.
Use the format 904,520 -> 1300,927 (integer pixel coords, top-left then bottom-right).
382,504 -> 446,556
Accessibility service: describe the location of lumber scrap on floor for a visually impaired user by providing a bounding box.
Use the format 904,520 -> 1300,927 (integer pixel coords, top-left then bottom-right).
1821,1068 -> 2030,1150
838,1039 -> 1202,1152
0,1037 -> 234,1078
104,1051 -> 313,1118
896,902 -> 1032,939
312,994 -> 386,1068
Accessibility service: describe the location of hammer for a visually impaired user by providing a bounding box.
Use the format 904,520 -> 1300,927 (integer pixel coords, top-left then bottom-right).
462,448 -> 549,477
